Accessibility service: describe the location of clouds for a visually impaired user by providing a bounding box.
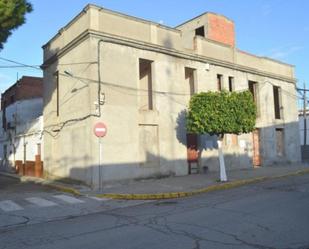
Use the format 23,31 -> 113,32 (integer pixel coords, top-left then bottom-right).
267,45 -> 303,59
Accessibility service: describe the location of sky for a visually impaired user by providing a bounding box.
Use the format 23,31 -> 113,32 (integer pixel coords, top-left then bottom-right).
0,0 -> 308,105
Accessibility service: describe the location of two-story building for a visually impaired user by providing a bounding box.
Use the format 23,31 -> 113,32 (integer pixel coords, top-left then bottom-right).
42,4 -> 301,188
0,76 -> 43,173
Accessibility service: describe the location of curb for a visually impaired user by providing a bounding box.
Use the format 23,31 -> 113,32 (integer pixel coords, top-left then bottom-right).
2,168 -> 309,200
0,172 -> 82,196
96,168 -> 309,200
43,182 -> 82,196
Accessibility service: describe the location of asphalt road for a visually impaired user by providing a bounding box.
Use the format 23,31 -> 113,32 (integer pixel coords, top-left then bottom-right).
1,174 -> 309,249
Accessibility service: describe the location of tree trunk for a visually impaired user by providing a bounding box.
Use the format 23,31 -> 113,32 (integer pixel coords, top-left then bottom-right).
217,135 -> 227,182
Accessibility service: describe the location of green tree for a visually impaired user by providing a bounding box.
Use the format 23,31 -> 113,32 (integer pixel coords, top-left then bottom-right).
186,90 -> 256,181
0,0 -> 32,50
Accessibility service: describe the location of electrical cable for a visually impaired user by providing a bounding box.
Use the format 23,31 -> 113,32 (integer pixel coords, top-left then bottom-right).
0,56 -> 97,69
0,57 -> 41,70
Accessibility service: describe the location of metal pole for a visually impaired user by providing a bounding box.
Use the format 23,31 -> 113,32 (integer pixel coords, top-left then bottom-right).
303,82 -> 307,146
99,137 -> 102,190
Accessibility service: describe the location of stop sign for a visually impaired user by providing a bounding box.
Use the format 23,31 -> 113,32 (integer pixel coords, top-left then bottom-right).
94,122 -> 107,137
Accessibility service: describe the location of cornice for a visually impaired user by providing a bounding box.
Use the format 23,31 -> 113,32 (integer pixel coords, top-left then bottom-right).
42,29 -> 296,84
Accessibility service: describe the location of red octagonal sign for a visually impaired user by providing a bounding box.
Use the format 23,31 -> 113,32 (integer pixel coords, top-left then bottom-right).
94,122 -> 107,137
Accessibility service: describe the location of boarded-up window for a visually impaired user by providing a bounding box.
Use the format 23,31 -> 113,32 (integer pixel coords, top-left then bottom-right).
139,59 -> 153,110
273,86 -> 282,119
224,134 -> 238,146
185,67 -> 196,96
139,125 -> 159,167
217,74 -> 223,91
276,128 -> 284,156
37,143 -> 41,156
231,134 -> 238,146
252,129 -> 261,166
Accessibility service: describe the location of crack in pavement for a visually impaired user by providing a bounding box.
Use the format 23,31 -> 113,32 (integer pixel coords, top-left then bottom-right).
171,220 -> 276,249
0,214 -> 30,230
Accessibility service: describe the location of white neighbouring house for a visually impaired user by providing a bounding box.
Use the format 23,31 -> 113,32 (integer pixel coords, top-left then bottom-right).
0,76 -> 43,173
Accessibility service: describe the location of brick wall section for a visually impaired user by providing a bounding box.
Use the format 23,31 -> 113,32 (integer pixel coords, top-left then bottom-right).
1,76 -> 43,109
207,13 -> 235,47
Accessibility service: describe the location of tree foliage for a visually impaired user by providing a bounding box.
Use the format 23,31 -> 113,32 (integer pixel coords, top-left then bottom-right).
186,90 -> 256,136
0,0 -> 32,49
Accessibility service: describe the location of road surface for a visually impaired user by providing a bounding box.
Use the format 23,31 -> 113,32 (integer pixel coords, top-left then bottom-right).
1,174 -> 309,249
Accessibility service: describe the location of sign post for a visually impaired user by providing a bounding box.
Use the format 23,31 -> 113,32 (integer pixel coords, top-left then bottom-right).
93,122 -> 107,189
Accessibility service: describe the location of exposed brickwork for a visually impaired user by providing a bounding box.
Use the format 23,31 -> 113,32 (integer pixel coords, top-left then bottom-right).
207,13 -> 235,47
1,76 -> 43,110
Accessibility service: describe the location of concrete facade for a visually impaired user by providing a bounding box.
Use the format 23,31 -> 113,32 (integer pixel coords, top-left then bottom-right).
42,4 -> 301,188
0,76 -> 43,172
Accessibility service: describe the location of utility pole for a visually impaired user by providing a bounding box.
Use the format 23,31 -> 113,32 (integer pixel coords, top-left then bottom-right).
303,82 -> 307,146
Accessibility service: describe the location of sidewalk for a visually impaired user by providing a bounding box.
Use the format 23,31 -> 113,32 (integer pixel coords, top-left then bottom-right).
1,163 -> 309,200
94,163 -> 309,199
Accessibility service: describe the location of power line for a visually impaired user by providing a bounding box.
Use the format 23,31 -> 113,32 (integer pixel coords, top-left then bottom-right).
0,65 -> 41,68
297,87 -> 309,92
0,56 -> 97,70
0,57 -> 41,70
0,56 -> 301,100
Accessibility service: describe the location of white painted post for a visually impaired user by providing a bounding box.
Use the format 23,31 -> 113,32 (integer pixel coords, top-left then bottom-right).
217,140 -> 227,182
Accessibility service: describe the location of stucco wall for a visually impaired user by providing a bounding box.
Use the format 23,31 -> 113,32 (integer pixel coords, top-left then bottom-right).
42,4 -> 301,187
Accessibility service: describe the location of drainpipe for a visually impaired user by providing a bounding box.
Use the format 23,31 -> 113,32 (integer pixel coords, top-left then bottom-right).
97,39 -> 105,116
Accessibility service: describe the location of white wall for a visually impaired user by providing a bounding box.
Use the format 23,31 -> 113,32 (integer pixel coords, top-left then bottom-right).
5,98 -> 43,128
12,116 -> 44,162
0,98 -> 43,171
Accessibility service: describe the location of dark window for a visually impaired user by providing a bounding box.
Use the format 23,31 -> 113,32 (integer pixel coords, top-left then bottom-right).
217,74 -> 223,91
139,59 -> 153,110
195,26 -> 205,37
248,81 -> 256,100
228,76 -> 234,92
185,67 -> 196,96
10,95 -> 15,104
273,86 -> 282,119
2,107 -> 6,130
3,145 -> 7,159
248,81 -> 259,117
